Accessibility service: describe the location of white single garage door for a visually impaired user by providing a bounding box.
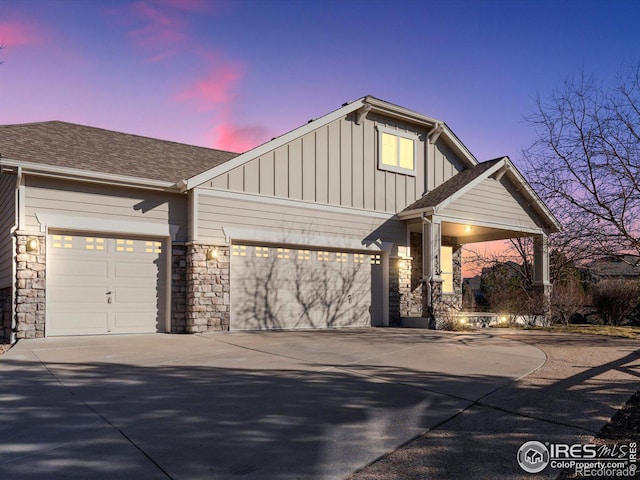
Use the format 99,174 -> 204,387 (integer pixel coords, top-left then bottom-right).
47,232 -> 167,336
230,244 -> 382,331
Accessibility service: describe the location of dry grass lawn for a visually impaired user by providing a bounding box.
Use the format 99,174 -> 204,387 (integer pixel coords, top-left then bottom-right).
525,324 -> 640,339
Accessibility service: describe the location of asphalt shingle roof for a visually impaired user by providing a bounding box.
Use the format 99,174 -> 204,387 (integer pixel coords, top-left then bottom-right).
402,158 -> 503,212
0,121 -> 239,183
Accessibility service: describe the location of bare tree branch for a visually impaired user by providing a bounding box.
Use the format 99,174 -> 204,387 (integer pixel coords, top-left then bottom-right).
523,65 -> 640,261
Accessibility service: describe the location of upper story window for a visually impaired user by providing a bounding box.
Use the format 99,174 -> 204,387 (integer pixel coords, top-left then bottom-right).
377,125 -> 417,176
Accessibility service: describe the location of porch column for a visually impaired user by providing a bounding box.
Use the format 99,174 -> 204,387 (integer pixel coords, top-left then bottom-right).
533,234 -> 552,319
533,234 -> 550,286
422,216 -> 442,324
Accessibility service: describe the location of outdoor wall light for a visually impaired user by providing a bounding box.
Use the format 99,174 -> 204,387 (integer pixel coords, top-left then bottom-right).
206,248 -> 218,260
464,225 -> 473,233
26,238 -> 39,252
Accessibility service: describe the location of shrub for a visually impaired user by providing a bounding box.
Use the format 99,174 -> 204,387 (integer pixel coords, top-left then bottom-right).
591,279 -> 640,326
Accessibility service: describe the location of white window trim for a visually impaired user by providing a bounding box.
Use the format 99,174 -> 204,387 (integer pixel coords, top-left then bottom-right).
376,125 -> 418,176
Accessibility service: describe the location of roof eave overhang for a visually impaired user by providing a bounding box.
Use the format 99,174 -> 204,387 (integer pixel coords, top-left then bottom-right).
0,158 -> 179,192
397,206 -> 436,220
364,96 -> 478,168
502,159 -> 562,233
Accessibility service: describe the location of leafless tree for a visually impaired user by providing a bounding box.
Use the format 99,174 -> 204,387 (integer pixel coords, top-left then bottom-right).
523,65 -> 640,263
551,276 -> 586,326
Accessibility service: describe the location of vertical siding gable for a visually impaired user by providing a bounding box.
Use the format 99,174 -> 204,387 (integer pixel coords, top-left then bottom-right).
315,126 -> 329,203
201,111 -> 468,214
302,132 -> 316,201
441,176 -> 542,230
431,142 -> 465,191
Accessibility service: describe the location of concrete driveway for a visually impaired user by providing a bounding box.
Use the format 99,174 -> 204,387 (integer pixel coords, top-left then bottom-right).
0,328 -> 545,479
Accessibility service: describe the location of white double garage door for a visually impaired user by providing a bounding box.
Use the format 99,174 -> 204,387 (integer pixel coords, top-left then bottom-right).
230,244 -> 383,331
47,232 -> 382,336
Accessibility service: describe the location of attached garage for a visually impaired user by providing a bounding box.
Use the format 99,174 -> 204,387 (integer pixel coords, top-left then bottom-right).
230,243 -> 383,331
47,232 -> 167,336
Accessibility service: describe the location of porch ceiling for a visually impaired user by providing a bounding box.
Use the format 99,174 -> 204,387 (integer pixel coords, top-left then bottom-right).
407,220 -> 530,244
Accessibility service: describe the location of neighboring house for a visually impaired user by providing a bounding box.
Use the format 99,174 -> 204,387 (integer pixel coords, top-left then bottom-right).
0,96 -> 561,342
586,254 -> 640,280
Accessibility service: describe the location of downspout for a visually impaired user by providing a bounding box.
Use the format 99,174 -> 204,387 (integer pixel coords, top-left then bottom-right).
424,122 -> 443,196
9,166 -> 22,344
427,122 -> 444,144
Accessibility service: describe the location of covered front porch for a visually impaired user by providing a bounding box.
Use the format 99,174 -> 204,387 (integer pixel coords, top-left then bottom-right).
392,157 -> 561,328
395,219 -> 551,328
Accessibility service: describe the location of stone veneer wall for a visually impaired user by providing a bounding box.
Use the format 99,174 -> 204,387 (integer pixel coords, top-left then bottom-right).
397,256 -> 412,318
185,243 -> 230,333
447,241 -> 463,310
15,232 -> 46,339
408,232 -> 425,316
171,244 -> 187,333
427,238 -> 463,329
388,257 -> 401,325
0,287 -> 11,343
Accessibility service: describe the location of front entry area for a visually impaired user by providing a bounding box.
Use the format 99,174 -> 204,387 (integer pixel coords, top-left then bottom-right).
230,243 -> 383,330
46,232 -> 167,336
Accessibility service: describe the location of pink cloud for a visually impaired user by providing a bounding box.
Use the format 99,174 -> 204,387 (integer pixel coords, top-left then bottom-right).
159,0 -> 221,14
127,2 -> 189,47
0,21 -> 41,47
174,63 -> 245,109
107,1 -> 199,61
208,122 -> 270,153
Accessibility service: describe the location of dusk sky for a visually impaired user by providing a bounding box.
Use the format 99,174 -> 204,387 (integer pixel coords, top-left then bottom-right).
2,0 -> 639,164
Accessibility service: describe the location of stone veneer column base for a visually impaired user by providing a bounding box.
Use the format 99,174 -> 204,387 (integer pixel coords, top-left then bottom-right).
185,243 -> 230,333
14,232 -> 46,339
171,244 -> 187,333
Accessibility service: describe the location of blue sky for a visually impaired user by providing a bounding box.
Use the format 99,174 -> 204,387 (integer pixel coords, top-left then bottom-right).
1,0 -> 639,165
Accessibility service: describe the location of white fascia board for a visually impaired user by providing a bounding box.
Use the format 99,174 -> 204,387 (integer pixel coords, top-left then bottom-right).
397,206 -> 436,220
184,98 -> 368,190
364,97 -> 478,168
364,97 -> 442,127
0,158 -> 178,191
502,159 -> 562,233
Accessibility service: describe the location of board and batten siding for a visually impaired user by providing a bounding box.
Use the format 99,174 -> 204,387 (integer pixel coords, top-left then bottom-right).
204,113 -> 465,214
197,193 -> 406,249
0,174 -> 16,288
24,177 -> 189,241
441,177 -> 542,231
